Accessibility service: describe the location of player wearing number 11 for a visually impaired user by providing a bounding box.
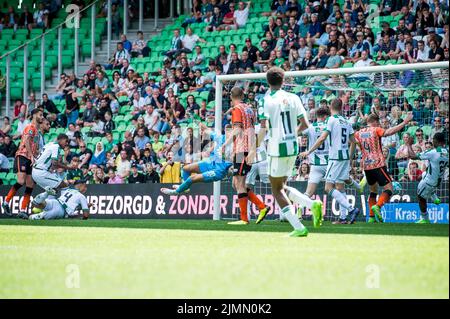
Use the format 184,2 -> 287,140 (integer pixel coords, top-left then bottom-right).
256,67 -> 323,237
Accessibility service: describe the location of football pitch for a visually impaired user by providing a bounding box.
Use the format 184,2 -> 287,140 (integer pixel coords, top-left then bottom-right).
0,219 -> 448,299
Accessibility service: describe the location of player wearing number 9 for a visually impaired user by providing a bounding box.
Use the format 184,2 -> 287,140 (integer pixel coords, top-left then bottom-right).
29,179 -> 91,220
353,112 -> 414,223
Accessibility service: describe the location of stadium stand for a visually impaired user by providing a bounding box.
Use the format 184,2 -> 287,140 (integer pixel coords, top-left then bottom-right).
0,0 -> 449,186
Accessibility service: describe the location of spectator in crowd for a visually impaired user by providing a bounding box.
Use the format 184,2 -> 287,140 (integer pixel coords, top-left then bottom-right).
0,117 -> 11,137
159,151 -> 181,183
90,142 -> 107,168
396,132 -> 414,170
41,93 -> 59,125
0,152 -> 9,174
91,167 -> 107,184
145,163 -> 161,183
33,2 -> 49,29
121,34 -> 132,53
107,168 -> 123,184
234,1 -> 251,28
66,156 -> 83,184
0,135 -> 17,158
106,42 -> 130,70
294,162 -> 310,181
18,5 -> 34,31
116,150 -> 131,180
131,31 -> 150,57
182,27 -> 207,54
400,161 -> 423,182
78,141 -> 93,168
128,164 -> 146,183
0,6 -> 19,30
12,113 -> 30,140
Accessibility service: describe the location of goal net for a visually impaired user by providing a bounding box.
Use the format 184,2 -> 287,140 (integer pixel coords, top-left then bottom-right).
212,61 -> 449,223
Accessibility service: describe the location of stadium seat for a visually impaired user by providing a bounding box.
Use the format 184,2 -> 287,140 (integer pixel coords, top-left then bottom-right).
422,125 -> 432,138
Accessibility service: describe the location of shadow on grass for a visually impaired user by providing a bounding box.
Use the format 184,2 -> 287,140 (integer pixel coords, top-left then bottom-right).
0,218 -> 448,237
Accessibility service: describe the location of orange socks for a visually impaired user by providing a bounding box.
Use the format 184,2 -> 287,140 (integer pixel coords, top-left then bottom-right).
377,190 -> 393,208
247,189 -> 265,210
368,192 -> 377,217
5,183 -> 23,203
238,193 -> 249,222
5,188 -> 17,204
21,193 -> 31,211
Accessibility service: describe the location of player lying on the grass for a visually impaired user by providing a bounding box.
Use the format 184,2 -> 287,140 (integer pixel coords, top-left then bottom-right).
354,112 -> 414,223
161,123 -> 233,195
29,179 -> 91,220
301,106 -> 367,224
405,132 -> 448,224
256,67 -> 323,237
2,109 -> 43,218
300,99 -> 360,224
223,87 -> 270,225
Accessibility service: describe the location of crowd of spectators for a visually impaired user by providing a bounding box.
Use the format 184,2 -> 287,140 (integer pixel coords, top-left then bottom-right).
0,1 -> 55,32
1,0 -> 449,186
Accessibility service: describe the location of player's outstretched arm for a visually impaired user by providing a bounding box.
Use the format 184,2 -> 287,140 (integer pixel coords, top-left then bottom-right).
257,119 -> 268,147
349,135 -> 357,160
297,116 -> 310,133
405,142 -> 420,160
300,130 -> 329,158
383,112 -> 413,137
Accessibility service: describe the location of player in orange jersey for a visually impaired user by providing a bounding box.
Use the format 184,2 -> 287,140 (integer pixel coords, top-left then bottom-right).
2,109 -> 44,219
224,87 -> 270,225
354,112 -> 413,223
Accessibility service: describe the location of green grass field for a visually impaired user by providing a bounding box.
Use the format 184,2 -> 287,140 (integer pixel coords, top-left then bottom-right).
0,219 -> 448,299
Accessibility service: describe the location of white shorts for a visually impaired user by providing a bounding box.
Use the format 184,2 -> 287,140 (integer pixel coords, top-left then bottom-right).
42,199 -> 66,220
32,168 -> 63,189
417,179 -> 436,200
246,160 -> 269,185
308,165 -> 327,184
325,160 -> 350,184
268,156 -> 296,178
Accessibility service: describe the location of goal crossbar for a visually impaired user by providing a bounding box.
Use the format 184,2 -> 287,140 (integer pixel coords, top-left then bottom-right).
212,61 -> 449,220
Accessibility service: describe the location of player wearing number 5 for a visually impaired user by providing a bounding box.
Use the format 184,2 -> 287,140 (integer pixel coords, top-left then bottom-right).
353,113 -> 414,223
301,99 -> 360,224
257,67 -> 323,237
29,179 -> 91,220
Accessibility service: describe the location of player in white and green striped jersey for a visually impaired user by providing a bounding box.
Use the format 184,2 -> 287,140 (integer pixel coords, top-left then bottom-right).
302,107 -> 366,223
406,132 -> 449,224
301,99 -> 361,224
256,67 -> 323,237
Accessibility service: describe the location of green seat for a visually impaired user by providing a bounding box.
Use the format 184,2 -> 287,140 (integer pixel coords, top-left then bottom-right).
123,114 -> 133,122
0,29 -> 14,40
6,172 -> 15,181
422,125 -> 432,138
91,137 -> 102,145
406,126 -> 418,137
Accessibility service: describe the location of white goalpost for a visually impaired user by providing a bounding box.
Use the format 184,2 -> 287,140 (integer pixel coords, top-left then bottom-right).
212,61 -> 450,221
